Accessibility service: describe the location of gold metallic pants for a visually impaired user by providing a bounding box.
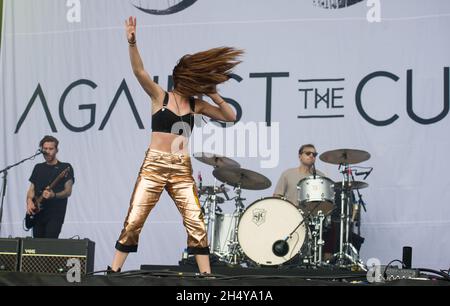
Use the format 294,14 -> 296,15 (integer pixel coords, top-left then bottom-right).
115,149 -> 209,255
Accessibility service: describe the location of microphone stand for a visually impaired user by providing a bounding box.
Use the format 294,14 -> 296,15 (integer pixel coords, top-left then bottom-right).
353,188 -> 367,237
355,188 -> 366,212
0,150 -> 42,234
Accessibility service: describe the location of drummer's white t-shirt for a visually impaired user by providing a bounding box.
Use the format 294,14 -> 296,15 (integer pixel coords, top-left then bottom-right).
273,167 -> 326,206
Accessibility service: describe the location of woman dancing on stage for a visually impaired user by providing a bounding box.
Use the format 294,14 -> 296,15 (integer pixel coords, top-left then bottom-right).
109,16 -> 242,274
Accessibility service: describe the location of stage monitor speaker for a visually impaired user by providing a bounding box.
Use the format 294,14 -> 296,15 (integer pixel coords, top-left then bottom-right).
0,238 -> 21,272
19,238 -> 95,275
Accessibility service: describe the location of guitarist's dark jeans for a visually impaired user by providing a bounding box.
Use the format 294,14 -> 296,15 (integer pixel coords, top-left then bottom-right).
32,211 -> 65,238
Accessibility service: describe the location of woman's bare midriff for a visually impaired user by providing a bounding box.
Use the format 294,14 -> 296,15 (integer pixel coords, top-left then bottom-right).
149,132 -> 190,154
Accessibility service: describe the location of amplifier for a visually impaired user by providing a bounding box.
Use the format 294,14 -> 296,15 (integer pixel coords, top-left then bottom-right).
0,238 -> 21,272
19,238 -> 95,274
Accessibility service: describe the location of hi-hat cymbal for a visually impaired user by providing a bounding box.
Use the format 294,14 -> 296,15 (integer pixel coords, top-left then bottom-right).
319,149 -> 370,165
215,196 -> 225,204
194,152 -> 240,168
212,167 -> 272,190
334,181 -> 369,191
198,185 -> 230,195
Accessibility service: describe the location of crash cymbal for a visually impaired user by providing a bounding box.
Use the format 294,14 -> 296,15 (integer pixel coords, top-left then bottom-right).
194,152 -> 240,168
334,181 -> 369,191
319,149 -> 370,165
198,185 -> 230,195
212,167 -> 272,190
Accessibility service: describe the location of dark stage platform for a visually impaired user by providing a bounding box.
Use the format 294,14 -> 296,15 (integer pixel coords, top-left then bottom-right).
1,264 -> 449,287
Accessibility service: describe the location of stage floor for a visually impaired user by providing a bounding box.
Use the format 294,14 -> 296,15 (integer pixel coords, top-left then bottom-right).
1,264 -> 449,287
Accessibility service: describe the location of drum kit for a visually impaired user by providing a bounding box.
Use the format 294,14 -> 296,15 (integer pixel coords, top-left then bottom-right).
192,148 -> 372,270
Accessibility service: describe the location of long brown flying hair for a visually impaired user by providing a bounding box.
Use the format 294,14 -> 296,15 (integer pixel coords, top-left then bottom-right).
172,47 -> 244,97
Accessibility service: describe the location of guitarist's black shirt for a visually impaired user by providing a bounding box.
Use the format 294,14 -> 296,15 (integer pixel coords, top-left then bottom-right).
29,161 -> 75,215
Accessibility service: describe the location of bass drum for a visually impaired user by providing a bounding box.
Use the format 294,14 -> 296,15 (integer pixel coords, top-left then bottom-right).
237,197 -> 307,266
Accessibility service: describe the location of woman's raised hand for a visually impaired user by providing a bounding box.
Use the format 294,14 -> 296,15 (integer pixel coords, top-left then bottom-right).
125,16 -> 136,44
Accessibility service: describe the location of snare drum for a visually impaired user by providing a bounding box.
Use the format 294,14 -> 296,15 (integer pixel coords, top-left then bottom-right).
212,212 -> 238,256
297,175 -> 335,215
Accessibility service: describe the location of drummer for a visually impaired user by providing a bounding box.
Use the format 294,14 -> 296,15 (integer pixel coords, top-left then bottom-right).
273,144 -> 325,206
273,143 -> 340,261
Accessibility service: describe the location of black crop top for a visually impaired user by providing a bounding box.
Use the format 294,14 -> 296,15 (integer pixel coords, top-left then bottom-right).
151,92 -> 196,135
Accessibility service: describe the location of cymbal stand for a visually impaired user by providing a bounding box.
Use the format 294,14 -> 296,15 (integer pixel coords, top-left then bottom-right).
208,177 -> 221,254
201,196 -> 211,234
334,163 -> 347,266
294,200 -> 325,267
221,184 -> 245,265
334,164 -> 366,270
345,172 -> 366,270
197,172 -> 221,255
334,163 -> 354,266
311,210 -> 325,266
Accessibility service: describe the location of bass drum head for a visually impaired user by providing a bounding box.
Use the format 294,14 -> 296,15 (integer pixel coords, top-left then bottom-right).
237,197 -> 306,266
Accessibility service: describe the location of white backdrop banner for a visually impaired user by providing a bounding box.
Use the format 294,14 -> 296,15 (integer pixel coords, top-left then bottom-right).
1,0 -> 449,271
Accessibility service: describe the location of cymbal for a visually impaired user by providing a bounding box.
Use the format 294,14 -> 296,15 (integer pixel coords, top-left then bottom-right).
334,181 -> 369,191
194,152 -> 240,168
212,167 -> 272,190
198,185 -> 230,195
319,149 -> 370,165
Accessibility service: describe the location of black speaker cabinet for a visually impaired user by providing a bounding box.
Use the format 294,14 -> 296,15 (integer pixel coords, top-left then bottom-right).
20,238 -> 95,274
0,238 -> 21,272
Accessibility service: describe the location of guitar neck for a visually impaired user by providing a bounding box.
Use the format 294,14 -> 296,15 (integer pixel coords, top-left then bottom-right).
34,167 -> 70,205
49,167 -> 70,189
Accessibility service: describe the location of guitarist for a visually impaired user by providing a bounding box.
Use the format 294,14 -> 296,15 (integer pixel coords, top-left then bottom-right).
25,135 -> 75,238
